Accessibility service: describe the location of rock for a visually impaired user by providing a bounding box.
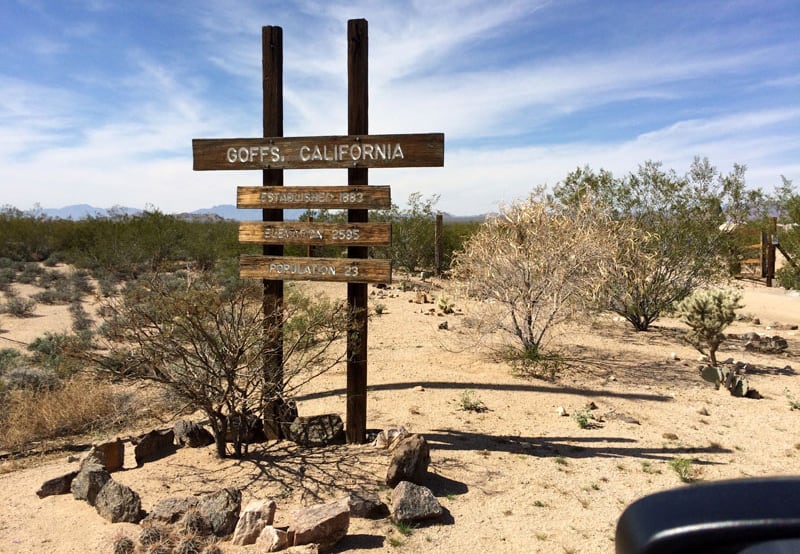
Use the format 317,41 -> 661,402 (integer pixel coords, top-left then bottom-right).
198,488 -> 242,537
173,420 -> 214,448
83,439 -> 125,472
386,434 -> 430,487
438,321 -> 448,330
372,426 -> 409,450
263,396 -> 299,440
284,414 -> 345,447
226,412 -> 266,444
131,428 -> 175,466
94,479 -> 143,523
143,495 -> 200,524
752,317 -> 761,325
285,545 -> 320,554
256,526 -> 290,552
71,462 -> 110,505
662,432 -> 679,441
744,335 -> 789,354
36,471 -> 79,498
390,481 -> 442,523
413,385 -> 425,392
289,499 -> 350,551
342,491 -> 389,519
232,499 -> 277,546
556,406 -> 568,416
698,407 -> 711,416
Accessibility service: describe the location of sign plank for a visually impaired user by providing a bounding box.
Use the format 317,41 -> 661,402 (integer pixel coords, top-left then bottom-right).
240,255 -> 391,283
238,185 -> 391,209
193,133 -> 444,170
239,222 -> 390,246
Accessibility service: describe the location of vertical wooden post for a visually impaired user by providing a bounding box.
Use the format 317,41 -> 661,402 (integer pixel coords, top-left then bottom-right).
434,212 -> 443,276
262,26 -> 285,439
347,18 -> 368,444
767,216 -> 777,287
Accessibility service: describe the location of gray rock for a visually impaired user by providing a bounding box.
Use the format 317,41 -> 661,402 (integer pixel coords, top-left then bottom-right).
386,434 -> 430,487
289,499 -> 350,551
390,481 -> 442,523
284,414 -> 345,447
256,525 -> 290,552
343,491 -> 389,519
71,462 -> 110,505
132,428 -> 175,466
143,495 -> 199,524
232,499 -> 277,546
36,471 -> 79,498
94,479 -> 143,523
198,488 -> 242,537
173,419 -> 215,448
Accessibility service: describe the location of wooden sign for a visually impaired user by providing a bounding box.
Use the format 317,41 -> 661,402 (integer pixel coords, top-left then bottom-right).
239,222 -> 391,246
238,185 -> 391,209
240,255 -> 391,283
193,133 -> 444,170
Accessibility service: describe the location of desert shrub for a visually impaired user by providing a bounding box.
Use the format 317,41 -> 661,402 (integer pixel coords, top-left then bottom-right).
0,268 -> 16,290
3,296 -> 37,317
452,195 -> 623,364
777,266 -> 800,290
16,262 -> 44,284
69,301 -> 93,333
553,158 -> 737,330
374,192 -> 440,273
32,288 -> 72,305
0,348 -> 22,373
94,272 -> 348,458
2,366 -> 60,391
0,376 -> 132,451
676,288 -> 742,365
27,332 -> 88,377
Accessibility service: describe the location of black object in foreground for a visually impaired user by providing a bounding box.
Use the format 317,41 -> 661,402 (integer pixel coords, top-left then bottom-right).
616,477 -> 800,554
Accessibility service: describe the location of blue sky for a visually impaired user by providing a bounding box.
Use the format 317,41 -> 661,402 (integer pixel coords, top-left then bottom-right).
1,0 -> 798,215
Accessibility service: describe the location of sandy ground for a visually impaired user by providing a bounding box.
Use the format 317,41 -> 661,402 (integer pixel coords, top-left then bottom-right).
1,276 -> 799,553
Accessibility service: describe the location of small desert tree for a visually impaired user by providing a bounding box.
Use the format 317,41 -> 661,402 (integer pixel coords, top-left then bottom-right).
675,288 -> 742,366
553,158 -> 735,330
451,195 -> 622,368
95,272 -> 347,458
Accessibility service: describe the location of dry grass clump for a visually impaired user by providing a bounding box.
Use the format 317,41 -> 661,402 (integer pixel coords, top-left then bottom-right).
0,375 -> 134,452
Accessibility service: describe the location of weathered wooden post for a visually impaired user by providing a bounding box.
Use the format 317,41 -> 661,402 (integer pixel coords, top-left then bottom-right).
261,25 -> 286,439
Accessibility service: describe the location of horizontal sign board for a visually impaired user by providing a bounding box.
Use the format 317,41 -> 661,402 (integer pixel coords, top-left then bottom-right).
238,186 -> 391,209
240,255 -> 391,283
193,133 -> 444,170
239,222 -> 391,246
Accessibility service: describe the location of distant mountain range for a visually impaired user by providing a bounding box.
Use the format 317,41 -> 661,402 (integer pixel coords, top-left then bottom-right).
30,204 -> 487,222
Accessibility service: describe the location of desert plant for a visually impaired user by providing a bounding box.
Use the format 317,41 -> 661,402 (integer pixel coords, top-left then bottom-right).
3,296 -> 36,317
0,376 -> 132,451
676,289 -> 742,365
373,302 -> 387,316
553,159 -> 737,330
69,300 -> 93,333
452,194 -> 623,362
436,295 -> 455,314
1,367 -> 60,391
668,457 -> 695,482
93,272 -> 348,458
27,332 -> 87,377
112,533 -> 135,554
700,365 -> 751,397
0,348 -> 22,373
458,390 -> 487,413
785,389 -> 800,410
572,407 -> 594,429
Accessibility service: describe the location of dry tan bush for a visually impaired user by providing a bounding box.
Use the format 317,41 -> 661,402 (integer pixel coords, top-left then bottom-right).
0,376 -> 133,451
451,195 -> 624,365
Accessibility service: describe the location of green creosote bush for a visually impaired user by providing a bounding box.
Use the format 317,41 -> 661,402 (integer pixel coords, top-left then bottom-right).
785,389 -> 800,410
572,407 -> 595,429
373,302 -> 387,316
458,390 -> 487,413
675,288 -> 742,366
0,348 -> 22,373
668,457 -> 695,483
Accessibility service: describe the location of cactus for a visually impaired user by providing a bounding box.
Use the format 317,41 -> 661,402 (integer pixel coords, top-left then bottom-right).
676,289 -> 742,366
700,365 -> 750,397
